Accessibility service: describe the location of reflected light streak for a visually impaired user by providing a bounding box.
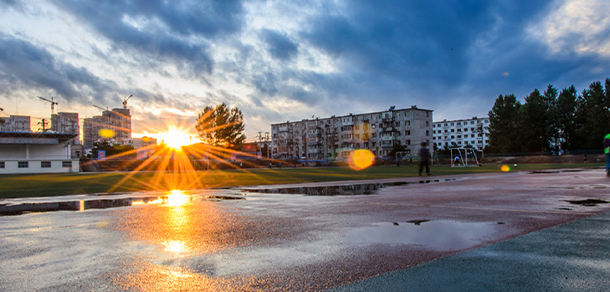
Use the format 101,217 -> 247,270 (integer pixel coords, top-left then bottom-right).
132,198 -> 163,206
164,240 -> 188,255
166,190 -> 189,206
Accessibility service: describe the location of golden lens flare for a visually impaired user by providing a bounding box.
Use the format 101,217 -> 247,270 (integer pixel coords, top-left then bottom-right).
98,128 -> 115,138
501,165 -> 510,172
159,126 -> 191,149
348,149 -> 375,171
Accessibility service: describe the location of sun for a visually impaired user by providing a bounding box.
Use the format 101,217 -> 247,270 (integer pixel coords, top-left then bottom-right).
159,126 -> 192,149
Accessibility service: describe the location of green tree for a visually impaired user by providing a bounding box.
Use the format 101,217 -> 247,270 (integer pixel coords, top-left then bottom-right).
196,103 -> 246,150
488,94 -> 522,153
520,88 -> 551,152
91,141 -> 135,158
550,85 -> 578,151
575,80 -> 610,150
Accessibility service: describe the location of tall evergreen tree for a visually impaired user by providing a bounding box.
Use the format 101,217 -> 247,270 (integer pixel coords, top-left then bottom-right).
551,85 -> 578,151
576,81 -> 609,150
520,89 -> 551,152
488,94 -> 522,153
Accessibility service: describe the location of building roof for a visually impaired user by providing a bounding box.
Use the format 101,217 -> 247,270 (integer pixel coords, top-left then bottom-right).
270,106 -> 434,126
0,131 -> 78,144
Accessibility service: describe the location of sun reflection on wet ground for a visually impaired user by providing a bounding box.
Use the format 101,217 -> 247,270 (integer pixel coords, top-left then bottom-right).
3,170 -> 610,291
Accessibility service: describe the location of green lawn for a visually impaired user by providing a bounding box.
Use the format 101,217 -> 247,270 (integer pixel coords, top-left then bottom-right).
0,163 -> 602,198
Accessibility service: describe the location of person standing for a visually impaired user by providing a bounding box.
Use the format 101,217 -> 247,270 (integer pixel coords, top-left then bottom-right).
454,155 -> 460,166
418,142 -> 431,176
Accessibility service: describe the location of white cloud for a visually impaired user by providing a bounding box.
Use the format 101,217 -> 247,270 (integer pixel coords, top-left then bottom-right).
530,0 -> 610,57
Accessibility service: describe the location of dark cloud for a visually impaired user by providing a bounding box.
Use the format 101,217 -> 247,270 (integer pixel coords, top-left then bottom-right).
261,28 -> 299,61
295,1 -> 565,107
0,34 -> 116,104
52,0 -> 246,76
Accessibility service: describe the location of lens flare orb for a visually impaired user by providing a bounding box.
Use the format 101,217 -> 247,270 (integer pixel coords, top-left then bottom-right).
98,128 -> 115,138
348,149 -> 375,171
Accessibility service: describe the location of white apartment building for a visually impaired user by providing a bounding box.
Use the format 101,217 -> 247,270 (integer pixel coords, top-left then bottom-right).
432,117 -> 490,150
83,108 -> 132,150
271,106 -> 433,161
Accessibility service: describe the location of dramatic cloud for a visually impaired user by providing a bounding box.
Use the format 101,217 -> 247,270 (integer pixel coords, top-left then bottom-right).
0,34 -> 116,103
1,0 -> 609,139
261,29 -> 299,61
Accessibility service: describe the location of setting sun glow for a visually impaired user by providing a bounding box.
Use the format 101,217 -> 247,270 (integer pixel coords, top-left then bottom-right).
159,126 -> 192,149
166,190 -> 189,206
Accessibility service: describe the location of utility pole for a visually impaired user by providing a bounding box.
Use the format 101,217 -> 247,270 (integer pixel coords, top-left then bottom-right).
265,132 -> 270,158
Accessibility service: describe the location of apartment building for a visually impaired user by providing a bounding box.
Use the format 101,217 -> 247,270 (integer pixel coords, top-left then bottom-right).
432,117 -> 490,150
0,115 -> 31,132
83,108 -> 132,150
271,106 -> 433,160
51,112 -> 80,144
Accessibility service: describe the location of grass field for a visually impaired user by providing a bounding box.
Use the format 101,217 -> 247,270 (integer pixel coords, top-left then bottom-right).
0,163 -> 603,198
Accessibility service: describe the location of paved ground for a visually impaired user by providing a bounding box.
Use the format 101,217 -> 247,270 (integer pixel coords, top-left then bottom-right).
0,168 -> 609,291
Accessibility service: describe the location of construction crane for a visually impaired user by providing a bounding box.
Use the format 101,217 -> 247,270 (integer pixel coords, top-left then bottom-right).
92,104 -> 108,112
123,94 -> 133,109
38,96 -> 58,115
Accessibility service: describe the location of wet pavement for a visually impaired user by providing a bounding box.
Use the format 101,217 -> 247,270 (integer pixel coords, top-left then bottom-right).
0,169 -> 609,291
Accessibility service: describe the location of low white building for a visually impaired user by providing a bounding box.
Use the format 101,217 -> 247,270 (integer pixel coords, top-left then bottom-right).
0,131 -> 80,174
432,117 -> 490,150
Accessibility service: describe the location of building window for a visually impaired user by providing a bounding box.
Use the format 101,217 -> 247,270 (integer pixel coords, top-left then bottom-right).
407,140 -> 411,145
41,161 -> 51,168
62,161 -> 72,168
355,125 -> 359,130
405,130 -> 411,136
0,161 -> 4,168
426,130 -> 430,136
355,134 -> 360,139
395,121 -> 400,127
406,121 -> 410,126
426,121 -> 429,127
18,161 -> 28,168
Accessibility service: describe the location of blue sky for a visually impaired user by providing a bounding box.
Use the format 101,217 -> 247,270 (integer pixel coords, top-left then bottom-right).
0,0 -> 609,140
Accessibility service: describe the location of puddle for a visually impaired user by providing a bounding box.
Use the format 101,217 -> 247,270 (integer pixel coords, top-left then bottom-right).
0,194 -> 245,216
565,199 -> 608,207
242,179 -> 457,196
531,169 -> 585,174
344,220 -> 497,250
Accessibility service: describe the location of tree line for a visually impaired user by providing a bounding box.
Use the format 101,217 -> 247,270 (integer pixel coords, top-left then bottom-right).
488,78 -> 610,153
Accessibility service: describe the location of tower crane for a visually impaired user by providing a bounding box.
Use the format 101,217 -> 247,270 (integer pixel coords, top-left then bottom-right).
123,94 -> 133,109
38,96 -> 58,115
92,104 -> 108,112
